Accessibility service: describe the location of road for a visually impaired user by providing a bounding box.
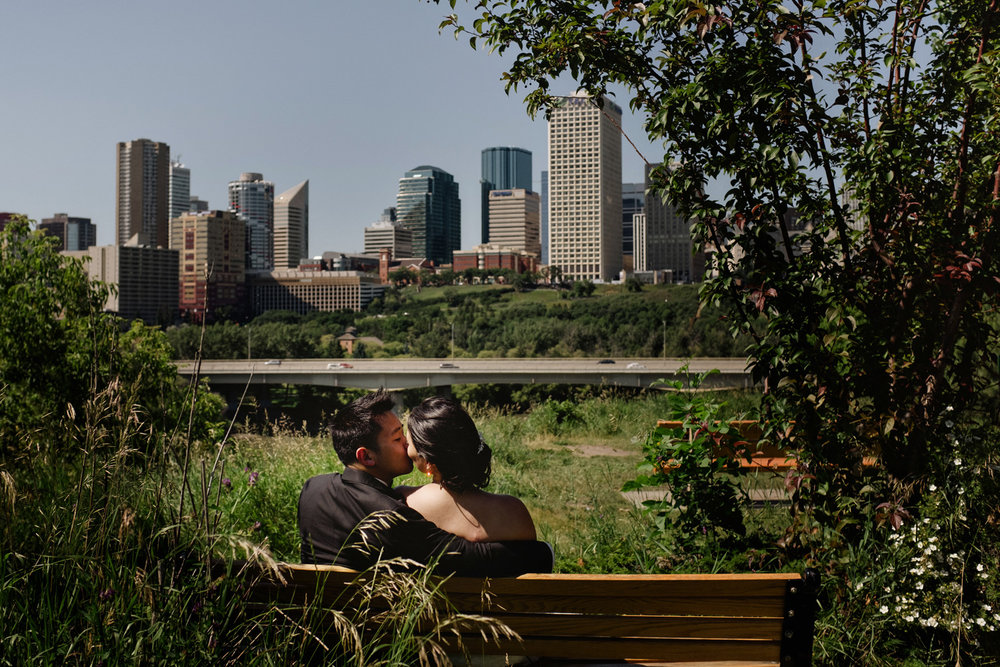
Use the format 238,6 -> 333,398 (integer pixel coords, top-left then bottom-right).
175,357 -> 754,391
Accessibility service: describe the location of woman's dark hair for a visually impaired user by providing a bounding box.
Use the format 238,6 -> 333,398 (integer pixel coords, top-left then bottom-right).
406,396 -> 492,493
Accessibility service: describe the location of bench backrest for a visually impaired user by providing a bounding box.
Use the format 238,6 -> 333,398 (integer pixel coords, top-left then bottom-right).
243,563 -> 818,666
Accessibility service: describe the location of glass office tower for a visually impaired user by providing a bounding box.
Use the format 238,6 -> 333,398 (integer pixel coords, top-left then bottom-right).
481,147 -> 532,244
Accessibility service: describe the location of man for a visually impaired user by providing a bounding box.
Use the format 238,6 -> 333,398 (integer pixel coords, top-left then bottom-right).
298,389 -> 553,576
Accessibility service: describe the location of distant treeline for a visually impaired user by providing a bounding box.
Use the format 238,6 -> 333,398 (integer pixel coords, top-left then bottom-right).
165,284 -> 751,360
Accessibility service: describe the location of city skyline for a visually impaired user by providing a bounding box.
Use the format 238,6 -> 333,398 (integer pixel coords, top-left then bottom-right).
0,2 -> 658,257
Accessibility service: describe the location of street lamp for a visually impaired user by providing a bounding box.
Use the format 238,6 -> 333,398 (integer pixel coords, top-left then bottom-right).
662,319 -> 667,359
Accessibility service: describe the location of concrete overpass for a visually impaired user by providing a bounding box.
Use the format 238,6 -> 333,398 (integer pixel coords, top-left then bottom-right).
176,357 -> 754,391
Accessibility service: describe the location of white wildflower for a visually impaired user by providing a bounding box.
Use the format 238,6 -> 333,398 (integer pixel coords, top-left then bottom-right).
954,457 -> 962,466
879,605 -> 889,614
927,617 -> 939,627
915,582 -> 924,590
929,484 -> 938,492
976,618 -> 986,627
977,563 -> 984,572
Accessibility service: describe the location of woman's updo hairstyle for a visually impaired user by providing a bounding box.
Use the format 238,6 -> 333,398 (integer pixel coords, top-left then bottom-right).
407,396 -> 492,493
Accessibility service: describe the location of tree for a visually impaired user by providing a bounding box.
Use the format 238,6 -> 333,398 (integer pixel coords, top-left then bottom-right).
0,216 -> 223,455
437,1 -> 1000,654
0,217 -> 109,444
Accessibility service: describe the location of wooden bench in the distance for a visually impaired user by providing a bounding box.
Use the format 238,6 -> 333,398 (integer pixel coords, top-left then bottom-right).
656,420 -> 876,473
236,562 -> 820,666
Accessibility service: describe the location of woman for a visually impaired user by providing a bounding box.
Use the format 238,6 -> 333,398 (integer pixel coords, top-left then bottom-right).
404,396 -> 537,542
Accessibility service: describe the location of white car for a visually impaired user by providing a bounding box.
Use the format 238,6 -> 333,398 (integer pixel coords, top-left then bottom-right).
264,359 -> 281,365
626,362 -> 646,369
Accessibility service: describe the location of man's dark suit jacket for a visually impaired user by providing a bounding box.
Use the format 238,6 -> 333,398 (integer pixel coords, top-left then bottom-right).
298,467 -> 553,576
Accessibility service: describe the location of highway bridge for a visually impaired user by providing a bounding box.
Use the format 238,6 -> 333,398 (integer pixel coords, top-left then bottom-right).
176,357 -> 754,391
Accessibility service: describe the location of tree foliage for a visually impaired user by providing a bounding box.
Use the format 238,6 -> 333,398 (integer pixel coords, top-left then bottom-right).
438,0 -> 1000,503
434,1 -> 1000,658
0,216 -> 223,457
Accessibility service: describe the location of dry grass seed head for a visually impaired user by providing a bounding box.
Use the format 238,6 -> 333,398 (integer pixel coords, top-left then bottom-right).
0,470 -> 15,514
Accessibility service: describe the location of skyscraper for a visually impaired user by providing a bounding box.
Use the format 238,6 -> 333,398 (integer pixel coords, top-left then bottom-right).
116,138 -> 170,248
274,180 -> 309,269
169,210 -> 246,322
481,147 -> 532,244
622,182 -> 645,270
487,189 -> 541,256
65,242 -> 178,325
641,163 -> 704,281
169,161 -> 191,221
547,92 -> 623,282
396,166 -> 461,265
40,213 -> 97,251
228,172 -> 274,271
364,219 -> 413,258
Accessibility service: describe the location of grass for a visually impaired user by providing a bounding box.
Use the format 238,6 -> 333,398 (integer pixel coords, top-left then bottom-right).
211,389 -> 764,574
7,383 -> 994,665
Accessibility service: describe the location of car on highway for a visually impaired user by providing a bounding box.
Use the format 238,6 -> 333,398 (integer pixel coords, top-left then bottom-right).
439,362 -> 458,368
626,362 -> 646,369
264,359 -> 281,365
597,359 -> 615,364
327,362 -> 353,369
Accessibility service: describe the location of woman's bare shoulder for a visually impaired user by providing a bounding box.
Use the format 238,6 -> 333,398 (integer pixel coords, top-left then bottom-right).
484,492 -> 536,541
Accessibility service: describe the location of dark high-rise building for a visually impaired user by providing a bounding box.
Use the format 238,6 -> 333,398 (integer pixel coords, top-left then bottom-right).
622,182 -> 645,270
40,213 -> 97,251
396,166 -> 461,265
228,172 -> 275,271
64,242 -> 179,325
169,161 -> 191,221
640,163 -> 704,282
188,196 -> 209,213
116,138 -> 170,248
481,147 -> 532,244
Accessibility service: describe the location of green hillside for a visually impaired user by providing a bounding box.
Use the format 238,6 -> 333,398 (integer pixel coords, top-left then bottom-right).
166,283 -> 751,360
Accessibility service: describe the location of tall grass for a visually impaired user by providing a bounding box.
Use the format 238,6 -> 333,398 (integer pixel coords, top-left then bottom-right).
2,372 -> 541,665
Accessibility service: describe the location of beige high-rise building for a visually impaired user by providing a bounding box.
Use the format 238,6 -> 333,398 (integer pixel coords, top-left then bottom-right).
169,211 -> 245,322
116,138 -> 170,248
364,219 -> 413,258
274,180 -> 309,269
547,92 -> 622,282
487,188 -> 541,257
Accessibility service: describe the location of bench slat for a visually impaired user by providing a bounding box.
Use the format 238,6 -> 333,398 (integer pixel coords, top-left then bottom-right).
446,592 -> 787,617
456,636 -> 783,662
469,613 -> 784,641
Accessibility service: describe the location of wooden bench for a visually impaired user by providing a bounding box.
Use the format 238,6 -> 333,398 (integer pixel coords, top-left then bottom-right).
229,561 -> 819,666
656,420 -> 876,473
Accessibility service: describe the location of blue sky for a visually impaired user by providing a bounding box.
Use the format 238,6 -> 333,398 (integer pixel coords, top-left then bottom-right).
1,1 -> 660,255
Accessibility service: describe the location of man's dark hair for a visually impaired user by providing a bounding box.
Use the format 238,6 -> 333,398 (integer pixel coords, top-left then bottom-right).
407,396 -> 492,493
329,389 -> 397,465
